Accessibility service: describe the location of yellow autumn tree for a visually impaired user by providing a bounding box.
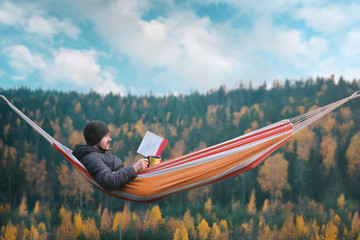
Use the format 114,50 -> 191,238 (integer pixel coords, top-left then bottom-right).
19,152 -> 38,195
149,205 -> 163,230
82,217 -> 100,240
210,222 -> 221,240
204,198 -> 213,215
112,212 -> 122,232
320,135 -> 337,174
19,195 -> 28,217
35,159 -> 48,200
262,199 -> 270,213
57,211 -> 76,240
30,224 -> 39,240
74,102 -> 81,113
1,221 -> 18,240
120,202 -> 131,231
337,193 -> 345,210
257,153 -> 291,202
38,222 -> 47,240
70,169 -> 94,209
74,212 -> 83,236
280,215 -> 296,239
346,132 -> 360,179
247,188 -> 257,215
183,209 -> 196,239
100,208 -> 113,233
33,201 -> 41,216
57,162 -> 71,206
296,215 -> 306,239
68,130 -> 84,148
170,140 -> 185,159
241,219 -> 254,237
323,221 -> 338,240
287,127 -> 314,160
174,228 -> 181,240
197,219 -> 210,240
351,212 -> 360,238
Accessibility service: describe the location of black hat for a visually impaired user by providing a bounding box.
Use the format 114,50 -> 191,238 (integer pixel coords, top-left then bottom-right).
83,120 -> 110,146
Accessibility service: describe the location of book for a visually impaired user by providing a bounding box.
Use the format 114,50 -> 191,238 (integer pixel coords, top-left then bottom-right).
137,131 -> 167,157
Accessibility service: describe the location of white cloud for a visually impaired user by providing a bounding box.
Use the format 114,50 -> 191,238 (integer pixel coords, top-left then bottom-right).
342,29 -> 360,58
75,2 -> 241,91
2,45 -> 46,80
295,4 -> 360,34
43,48 -> 125,95
0,1 -> 25,25
26,15 -> 80,39
0,1 -> 80,39
43,48 -> 102,85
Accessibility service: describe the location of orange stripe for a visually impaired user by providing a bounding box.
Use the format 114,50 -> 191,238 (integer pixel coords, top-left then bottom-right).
121,132 -> 292,197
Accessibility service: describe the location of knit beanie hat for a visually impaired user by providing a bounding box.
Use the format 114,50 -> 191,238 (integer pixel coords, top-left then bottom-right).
83,120 -> 110,146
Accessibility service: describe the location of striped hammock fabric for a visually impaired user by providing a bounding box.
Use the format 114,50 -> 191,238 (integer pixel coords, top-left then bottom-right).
1,91 -> 359,203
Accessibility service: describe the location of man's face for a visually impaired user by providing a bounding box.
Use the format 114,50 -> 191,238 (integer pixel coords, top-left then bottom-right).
96,132 -> 111,151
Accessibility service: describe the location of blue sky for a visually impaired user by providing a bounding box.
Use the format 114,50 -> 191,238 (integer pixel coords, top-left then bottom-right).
1,0 -> 360,96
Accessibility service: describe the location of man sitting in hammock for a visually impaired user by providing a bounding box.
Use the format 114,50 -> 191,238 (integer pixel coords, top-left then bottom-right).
73,120 -> 148,191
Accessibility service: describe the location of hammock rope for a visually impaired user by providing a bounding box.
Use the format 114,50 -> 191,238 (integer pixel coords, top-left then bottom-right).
1,92 -> 359,203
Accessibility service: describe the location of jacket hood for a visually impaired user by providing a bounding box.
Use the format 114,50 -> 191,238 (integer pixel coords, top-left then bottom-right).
73,144 -> 103,160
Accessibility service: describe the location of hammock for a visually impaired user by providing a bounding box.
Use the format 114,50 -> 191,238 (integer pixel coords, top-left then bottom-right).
1,92 -> 359,203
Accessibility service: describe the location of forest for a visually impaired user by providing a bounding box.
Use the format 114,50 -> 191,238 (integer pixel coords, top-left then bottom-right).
1,76 -> 360,239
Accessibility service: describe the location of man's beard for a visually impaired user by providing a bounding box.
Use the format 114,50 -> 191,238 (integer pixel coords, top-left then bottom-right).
97,144 -> 108,152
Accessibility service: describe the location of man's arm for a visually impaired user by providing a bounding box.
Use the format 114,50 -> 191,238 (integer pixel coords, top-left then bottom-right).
82,153 -> 138,191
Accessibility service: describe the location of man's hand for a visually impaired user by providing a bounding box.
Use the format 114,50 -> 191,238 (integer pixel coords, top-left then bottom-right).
133,158 -> 148,173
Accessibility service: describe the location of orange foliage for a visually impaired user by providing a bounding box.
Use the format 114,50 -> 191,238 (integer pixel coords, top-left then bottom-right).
57,163 -> 71,205
204,198 -> 212,215
100,208 -> 113,233
57,211 -> 75,240
149,205 -> 163,230
323,221 -> 338,240
67,130 -> 84,148
246,189 -> 256,215
320,135 -> 337,174
1,221 -> 18,240
74,212 -> 83,236
33,201 -> 41,216
337,194 -> 345,210
280,215 -> 296,239
346,132 -> 360,178
351,212 -> 360,238
287,127 -> 314,160
170,140 -> 185,159
197,219 -> 210,240
19,195 -> 28,217
257,153 -> 291,201
82,217 -> 100,240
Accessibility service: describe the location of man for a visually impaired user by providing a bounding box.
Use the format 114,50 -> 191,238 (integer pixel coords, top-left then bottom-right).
73,120 -> 148,191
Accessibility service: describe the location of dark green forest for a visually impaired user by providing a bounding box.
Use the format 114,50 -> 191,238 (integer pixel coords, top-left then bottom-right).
1,77 -> 360,239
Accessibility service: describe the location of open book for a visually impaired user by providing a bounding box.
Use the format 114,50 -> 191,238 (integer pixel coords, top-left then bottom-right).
137,131 -> 167,157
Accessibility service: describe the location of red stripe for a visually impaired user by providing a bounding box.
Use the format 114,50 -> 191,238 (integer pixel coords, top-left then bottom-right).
156,139 -> 167,156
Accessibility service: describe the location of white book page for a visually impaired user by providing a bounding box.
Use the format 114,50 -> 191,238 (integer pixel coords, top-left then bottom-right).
137,131 -> 164,157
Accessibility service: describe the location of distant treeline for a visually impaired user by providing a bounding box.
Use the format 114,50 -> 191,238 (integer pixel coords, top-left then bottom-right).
0,77 -> 360,239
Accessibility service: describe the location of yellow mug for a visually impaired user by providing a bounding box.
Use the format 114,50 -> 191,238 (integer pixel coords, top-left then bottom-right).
148,156 -> 161,167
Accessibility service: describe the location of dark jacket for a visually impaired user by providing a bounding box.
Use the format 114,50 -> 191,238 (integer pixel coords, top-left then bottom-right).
72,144 -> 137,191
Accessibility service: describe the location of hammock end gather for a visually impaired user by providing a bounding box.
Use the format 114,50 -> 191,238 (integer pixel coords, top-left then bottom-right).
350,90 -> 360,99
0,95 -> 10,105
